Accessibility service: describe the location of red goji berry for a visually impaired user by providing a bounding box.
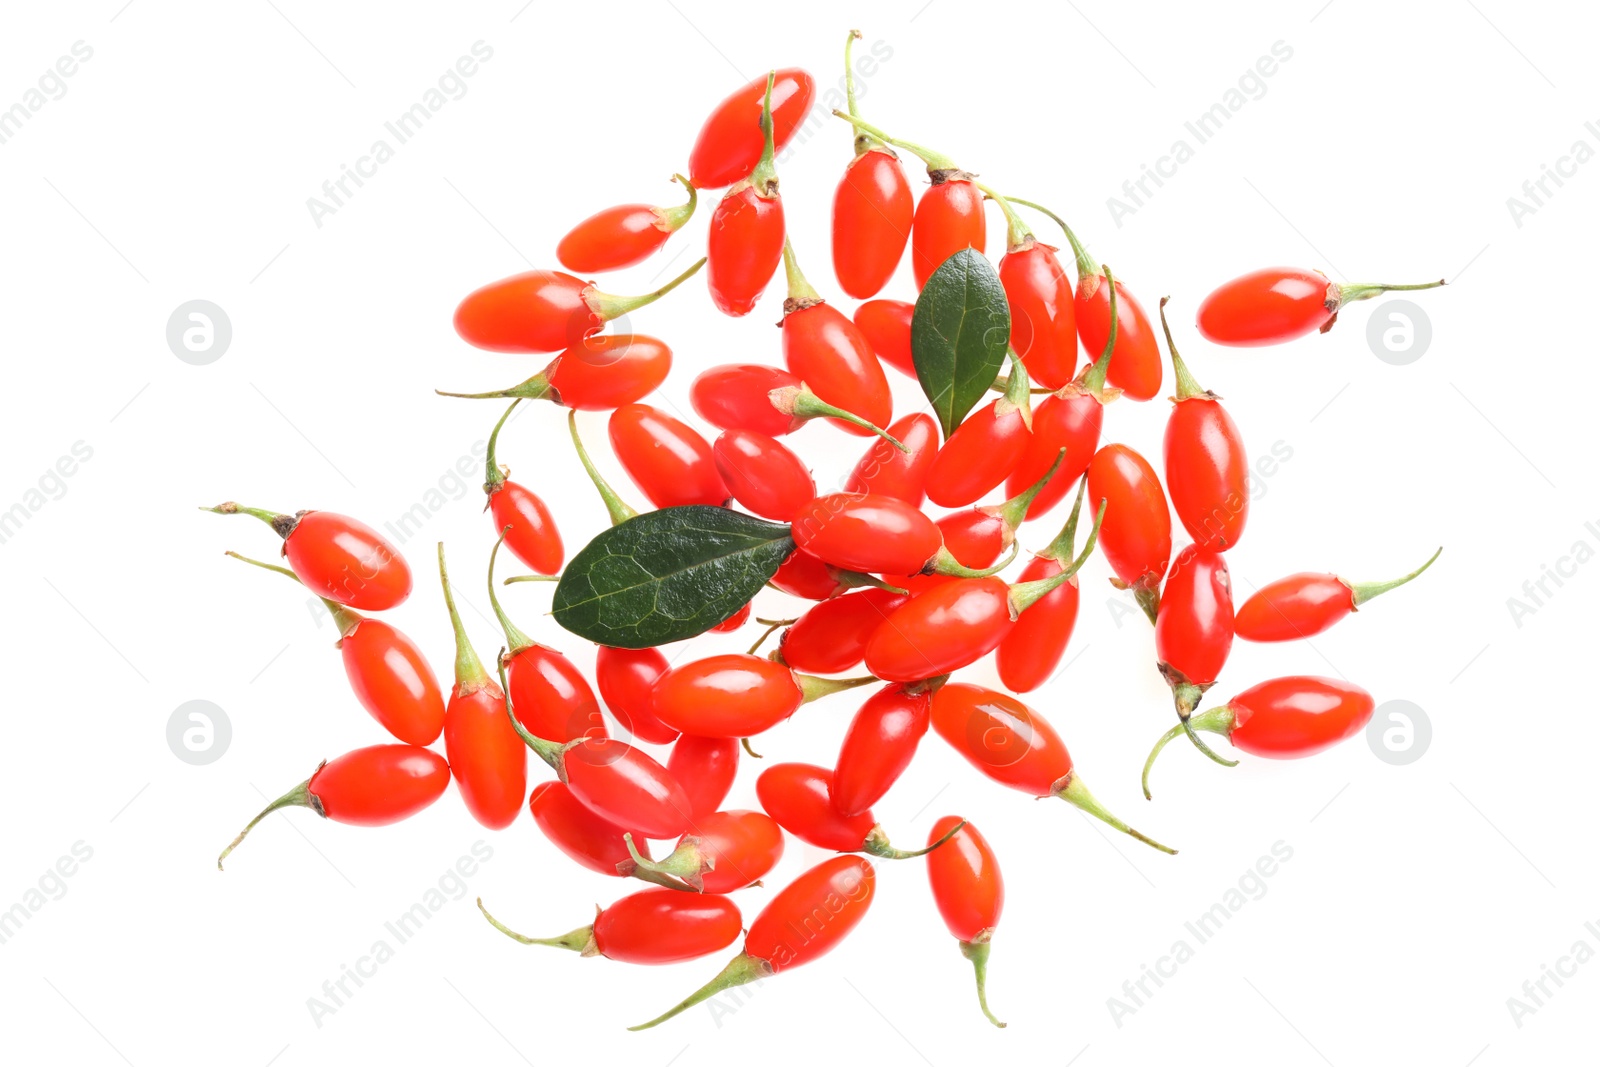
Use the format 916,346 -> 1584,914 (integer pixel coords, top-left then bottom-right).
557,175 -> 698,274
1196,267 -> 1444,346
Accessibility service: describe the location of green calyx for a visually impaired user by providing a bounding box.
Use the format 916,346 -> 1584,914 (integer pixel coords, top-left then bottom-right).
569,409 -> 638,526
438,542 -> 492,690
992,448 -> 1065,537
1078,264 -> 1119,399
995,350 -> 1034,431
770,384 -> 908,452
628,952 -> 774,1031
216,768 -> 323,870
829,109 -> 959,174
747,72 -> 781,195
974,181 -> 1033,253
621,832 -> 705,893
959,937 -> 1006,1028
1156,661 -> 1237,769
1053,771 -> 1176,854
1142,704 -> 1237,800
929,539 -> 1021,579
435,366 -> 556,403
654,174 -> 698,233
477,897 -> 599,956
1157,295 -> 1210,402
585,256 -> 707,322
484,398 -> 521,494
861,817 -> 965,860
202,501 -> 298,540
223,550 -> 361,638
781,236 -> 824,312
1008,497 -> 1105,617
1005,197 -> 1094,282
1346,546 -> 1442,608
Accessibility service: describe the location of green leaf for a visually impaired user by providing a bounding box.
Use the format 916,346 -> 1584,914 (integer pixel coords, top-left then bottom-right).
552,506 -> 795,649
911,248 -> 1011,439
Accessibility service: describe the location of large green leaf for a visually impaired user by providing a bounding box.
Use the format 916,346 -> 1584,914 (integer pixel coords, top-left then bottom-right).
552,506 -> 794,648
911,248 -> 1011,439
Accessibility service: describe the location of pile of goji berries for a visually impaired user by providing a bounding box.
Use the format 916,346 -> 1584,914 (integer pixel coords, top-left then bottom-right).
205,35 -> 1444,1030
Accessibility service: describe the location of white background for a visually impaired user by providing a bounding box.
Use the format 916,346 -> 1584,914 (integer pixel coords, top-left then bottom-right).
1,2 -> 1595,1064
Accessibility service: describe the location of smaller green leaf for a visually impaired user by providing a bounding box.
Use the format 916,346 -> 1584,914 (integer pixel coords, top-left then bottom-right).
911,248 -> 1011,439
552,506 -> 794,649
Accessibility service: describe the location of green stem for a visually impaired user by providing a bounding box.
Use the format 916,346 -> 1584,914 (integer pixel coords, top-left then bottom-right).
506,573 -> 562,584
627,953 -> 774,1031
495,655 -> 565,770
794,672 -> 879,705
782,237 -> 823,306
746,72 -> 780,193
1008,499 -> 1105,615
1336,278 -> 1446,308
747,617 -> 795,656
223,550 -> 361,635
477,898 -> 597,955
829,568 -> 911,596
216,771 -> 321,870
1079,264 -> 1118,398
741,737 -> 764,759
1157,296 -> 1208,401
997,349 -> 1033,430
1005,197 -> 1094,282
861,817 -> 965,860
1054,772 -> 1176,854
486,535 -> 535,657
656,174 -> 698,232
438,542 -> 492,690
1347,546 -> 1442,608
1142,705 -> 1236,800
201,501 -> 296,539
484,399 -> 521,494
974,181 -> 1032,252
586,256 -> 708,322
772,385 -> 908,451
569,410 -> 638,525
843,30 -> 880,156
993,449 -> 1064,535
959,938 -> 1006,1028
435,367 -> 555,403
829,110 -> 958,173
929,540 -> 1021,579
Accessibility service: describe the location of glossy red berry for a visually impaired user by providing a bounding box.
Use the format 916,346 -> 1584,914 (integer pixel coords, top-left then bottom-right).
609,403 -> 729,508
1004,388 -> 1102,519
864,577 -> 1012,682
778,589 -> 906,675
852,298 -> 916,377
1085,443 -> 1171,619
832,682 -> 933,817
1158,299 -> 1249,551
714,430 -> 815,521
206,503 -> 412,611
596,646 -> 678,745
833,145 -> 913,298
930,684 -> 1173,853
913,177 -> 986,289
557,177 -> 697,274
925,816 -> 1006,1027
216,745 -> 450,869
1155,544 -> 1234,719
483,401 -> 564,575
768,547 -> 853,601
781,244 -> 894,439
1234,548 -> 1441,642
923,391 -> 1032,507
707,74 -> 786,316
689,68 -> 816,190
479,889 -> 743,965
528,780 -> 649,879
651,654 -> 871,739
667,735 -> 741,820
626,808 -> 785,894
791,492 -> 942,576
1000,239 -> 1077,389
844,413 -> 939,505
1195,267 -> 1444,347
756,763 -> 951,859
